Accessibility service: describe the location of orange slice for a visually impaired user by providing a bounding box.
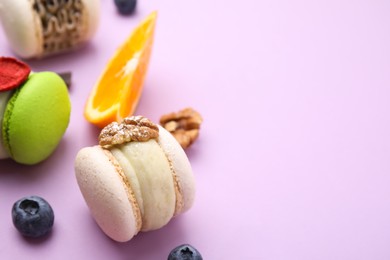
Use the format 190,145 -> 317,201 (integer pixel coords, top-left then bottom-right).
85,11 -> 157,128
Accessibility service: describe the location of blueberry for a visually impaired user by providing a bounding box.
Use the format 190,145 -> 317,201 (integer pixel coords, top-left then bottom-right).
12,196 -> 54,238
168,244 -> 203,260
114,0 -> 137,15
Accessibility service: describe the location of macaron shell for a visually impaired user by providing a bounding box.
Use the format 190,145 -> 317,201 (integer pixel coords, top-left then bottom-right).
0,0 -> 42,58
157,126 -> 196,214
82,0 -> 101,42
2,72 -> 70,164
75,146 -> 138,242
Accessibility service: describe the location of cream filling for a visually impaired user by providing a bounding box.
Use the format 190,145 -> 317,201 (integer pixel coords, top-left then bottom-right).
113,140 -> 176,231
0,91 -> 12,159
111,147 -> 144,217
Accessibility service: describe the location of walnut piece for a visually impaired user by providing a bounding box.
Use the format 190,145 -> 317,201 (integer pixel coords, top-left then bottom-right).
160,108 -> 203,149
99,116 -> 159,149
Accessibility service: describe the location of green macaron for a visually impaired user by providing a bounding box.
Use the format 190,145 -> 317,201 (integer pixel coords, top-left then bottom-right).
2,72 -> 71,165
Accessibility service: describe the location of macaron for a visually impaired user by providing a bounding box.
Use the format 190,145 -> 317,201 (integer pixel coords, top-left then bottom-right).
0,57 -> 71,164
0,0 -> 100,59
75,116 -> 196,242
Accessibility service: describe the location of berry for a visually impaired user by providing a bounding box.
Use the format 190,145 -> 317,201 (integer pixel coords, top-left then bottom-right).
168,244 -> 203,260
12,196 -> 54,238
114,0 -> 137,15
0,57 -> 31,92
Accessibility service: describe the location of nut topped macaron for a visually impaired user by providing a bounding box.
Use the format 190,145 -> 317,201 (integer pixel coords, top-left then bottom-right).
75,116 -> 196,242
0,0 -> 100,59
0,57 -> 71,165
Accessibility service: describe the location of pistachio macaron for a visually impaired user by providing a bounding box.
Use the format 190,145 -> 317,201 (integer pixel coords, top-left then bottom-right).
0,57 -> 71,165
0,0 -> 100,59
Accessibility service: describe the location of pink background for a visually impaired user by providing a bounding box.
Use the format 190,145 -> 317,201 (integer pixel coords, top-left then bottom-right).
0,0 -> 390,259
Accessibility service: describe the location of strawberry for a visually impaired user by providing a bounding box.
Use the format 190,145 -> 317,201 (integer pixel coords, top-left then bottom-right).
0,57 -> 31,92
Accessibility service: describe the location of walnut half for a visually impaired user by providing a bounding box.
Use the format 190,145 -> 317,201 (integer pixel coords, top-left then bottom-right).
160,108 -> 203,149
99,116 -> 159,149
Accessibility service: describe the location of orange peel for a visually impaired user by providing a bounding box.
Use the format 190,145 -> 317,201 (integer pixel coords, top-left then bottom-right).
85,11 -> 157,128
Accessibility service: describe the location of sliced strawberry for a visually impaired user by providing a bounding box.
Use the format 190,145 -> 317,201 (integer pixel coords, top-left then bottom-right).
0,57 -> 31,92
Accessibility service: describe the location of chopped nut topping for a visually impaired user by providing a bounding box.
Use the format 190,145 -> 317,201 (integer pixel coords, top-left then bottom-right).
99,116 -> 159,149
160,108 -> 203,149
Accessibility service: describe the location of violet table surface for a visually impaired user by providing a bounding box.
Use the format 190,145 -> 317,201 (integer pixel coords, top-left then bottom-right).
0,0 -> 390,259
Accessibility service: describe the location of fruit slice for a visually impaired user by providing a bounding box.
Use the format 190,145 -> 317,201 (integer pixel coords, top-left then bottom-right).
85,11 -> 157,128
0,57 -> 31,92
